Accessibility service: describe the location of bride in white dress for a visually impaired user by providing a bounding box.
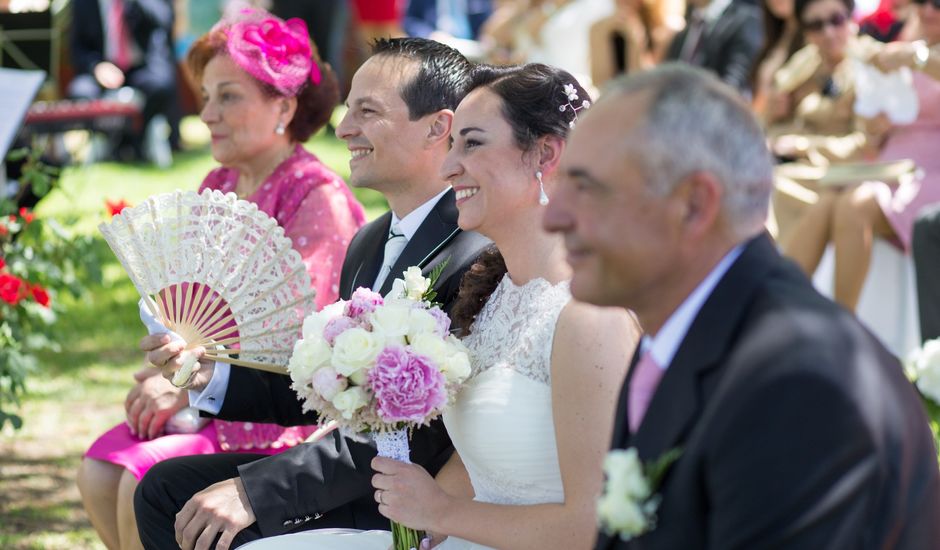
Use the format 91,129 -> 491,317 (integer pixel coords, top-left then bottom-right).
238,63 -> 640,550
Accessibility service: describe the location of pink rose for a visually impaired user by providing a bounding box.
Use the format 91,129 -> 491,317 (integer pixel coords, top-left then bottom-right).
311,366 -> 348,401
323,316 -> 357,346
369,346 -> 447,424
345,287 -> 384,320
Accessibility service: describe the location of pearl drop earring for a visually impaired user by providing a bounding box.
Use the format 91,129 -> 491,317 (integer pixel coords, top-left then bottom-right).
536,171 -> 549,206
275,122 -> 285,135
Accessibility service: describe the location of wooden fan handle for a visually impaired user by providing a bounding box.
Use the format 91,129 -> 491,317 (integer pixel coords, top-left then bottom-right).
203,353 -> 288,375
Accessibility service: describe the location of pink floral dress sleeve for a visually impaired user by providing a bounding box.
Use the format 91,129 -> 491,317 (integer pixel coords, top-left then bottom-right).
198,144 -> 366,451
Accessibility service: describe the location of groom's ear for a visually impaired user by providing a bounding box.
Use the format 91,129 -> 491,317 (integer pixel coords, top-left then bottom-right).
424,110 -> 454,148
535,134 -> 565,174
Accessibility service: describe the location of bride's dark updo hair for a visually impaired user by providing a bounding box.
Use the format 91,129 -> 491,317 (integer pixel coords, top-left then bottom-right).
450,64 -> 591,334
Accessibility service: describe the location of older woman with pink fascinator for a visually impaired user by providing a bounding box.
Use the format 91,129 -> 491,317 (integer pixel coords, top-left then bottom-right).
76,9 -> 365,550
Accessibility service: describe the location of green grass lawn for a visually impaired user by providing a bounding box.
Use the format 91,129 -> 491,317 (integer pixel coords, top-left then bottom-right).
0,127 -> 384,549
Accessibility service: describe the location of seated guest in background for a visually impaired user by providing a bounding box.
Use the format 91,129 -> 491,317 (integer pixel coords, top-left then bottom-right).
589,0 -> 684,87
76,9 -> 366,550
913,204 -> 940,342
69,0 -> 179,160
782,5 -> 940,311
765,0 -> 880,242
765,0 -> 879,164
750,0 -> 803,117
545,63 -> 940,550
664,0 -> 764,95
133,37 -> 491,550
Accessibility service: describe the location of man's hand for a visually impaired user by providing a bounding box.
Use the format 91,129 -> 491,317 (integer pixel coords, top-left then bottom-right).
124,366 -> 188,439
175,478 -> 256,550
94,61 -> 125,89
140,334 -> 213,390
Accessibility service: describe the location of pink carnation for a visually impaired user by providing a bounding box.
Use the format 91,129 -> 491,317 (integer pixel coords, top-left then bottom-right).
345,287 -> 384,320
427,307 -> 451,337
369,346 -> 447,423
323,316 -> 357,346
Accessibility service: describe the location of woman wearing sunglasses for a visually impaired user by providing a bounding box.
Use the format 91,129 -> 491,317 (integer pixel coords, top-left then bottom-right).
781,0 -> 940,312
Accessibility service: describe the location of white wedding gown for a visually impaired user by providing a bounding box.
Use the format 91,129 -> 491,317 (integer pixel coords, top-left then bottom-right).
238,276 -> 571,550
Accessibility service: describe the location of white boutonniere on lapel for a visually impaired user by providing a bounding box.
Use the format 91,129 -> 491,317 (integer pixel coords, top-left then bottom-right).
597,447 -> 681,540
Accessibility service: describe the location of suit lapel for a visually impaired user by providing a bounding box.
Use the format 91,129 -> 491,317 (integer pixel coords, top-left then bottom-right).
347,213 -> 391,296
379,189 -> 461,295
630,234 -> 780,461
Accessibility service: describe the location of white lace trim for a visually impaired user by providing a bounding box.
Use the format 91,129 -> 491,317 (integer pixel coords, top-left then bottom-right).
463,275 -> 570,386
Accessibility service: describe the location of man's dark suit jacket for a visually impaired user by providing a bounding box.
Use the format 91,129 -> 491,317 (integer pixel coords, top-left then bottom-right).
70,0 -> 176,95
193,190 -> 489,537
665,2 -> 762,96
596,234 -> 940,549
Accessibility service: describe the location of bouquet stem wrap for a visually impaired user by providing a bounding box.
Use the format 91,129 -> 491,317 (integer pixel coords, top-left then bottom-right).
374,429 -> 425,550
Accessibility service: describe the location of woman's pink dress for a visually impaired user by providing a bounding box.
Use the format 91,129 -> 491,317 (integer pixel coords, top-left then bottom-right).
875,71 -> 940,250
86,144 -> 365,479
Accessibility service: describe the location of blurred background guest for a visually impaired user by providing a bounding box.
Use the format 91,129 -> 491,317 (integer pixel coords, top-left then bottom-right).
403,0 -> 493,59
68,0 -> 179,161
860,0 -> 918,41
589,0 -> 684,87
75,9 -> 365,549
751,0 -> 803,116
664,0 -> 764,95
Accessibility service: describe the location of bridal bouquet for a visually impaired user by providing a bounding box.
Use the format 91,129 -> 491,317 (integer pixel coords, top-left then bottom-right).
287,265 -> 470,550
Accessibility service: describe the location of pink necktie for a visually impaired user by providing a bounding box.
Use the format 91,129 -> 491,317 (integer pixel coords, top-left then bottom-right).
628,351 -> 664,433
110,0 -> 131,70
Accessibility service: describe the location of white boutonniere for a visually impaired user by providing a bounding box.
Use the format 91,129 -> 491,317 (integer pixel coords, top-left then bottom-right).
597,447 -> 681,540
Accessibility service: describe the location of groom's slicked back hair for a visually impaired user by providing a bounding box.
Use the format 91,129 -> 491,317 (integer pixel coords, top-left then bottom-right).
371,37 -> 473,120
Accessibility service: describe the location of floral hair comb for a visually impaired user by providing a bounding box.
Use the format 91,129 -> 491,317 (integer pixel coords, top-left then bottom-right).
559,83 -> 591,128
223,8 -> 321,96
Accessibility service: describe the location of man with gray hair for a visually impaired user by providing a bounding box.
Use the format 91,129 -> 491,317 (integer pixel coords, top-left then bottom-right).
544,64 -> 940,549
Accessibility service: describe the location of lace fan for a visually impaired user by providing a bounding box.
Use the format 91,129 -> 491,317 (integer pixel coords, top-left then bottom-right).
99,189 -> 315,380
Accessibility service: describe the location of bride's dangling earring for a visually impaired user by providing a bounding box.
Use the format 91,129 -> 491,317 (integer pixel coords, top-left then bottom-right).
536,171 -> 549,206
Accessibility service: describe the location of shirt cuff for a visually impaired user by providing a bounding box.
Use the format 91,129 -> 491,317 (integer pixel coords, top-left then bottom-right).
188,361 -> 230,415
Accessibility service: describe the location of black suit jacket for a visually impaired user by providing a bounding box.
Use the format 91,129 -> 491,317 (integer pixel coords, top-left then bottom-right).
596,235 -> 940,549
665,2 -> 762,95
70,0 -> 176,92
217,189 -> 491,536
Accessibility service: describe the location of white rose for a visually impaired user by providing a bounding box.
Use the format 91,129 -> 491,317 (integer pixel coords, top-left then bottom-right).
302,301 -> 346,339
369,303 -> 412,340
403,266 -> 431,300
446,334 -> 471,356
597,494 -> 647,539
441,350 -> 471,382
410,332 -> 450,365
331,327 -> 382,377
310,366 -> 348,401
332,387 -> 369,419
605,449 -> 651,500
288,336 -> 332,384
407,308 -> 439,343
914,339 -> 940,403
387,278 -> 407,300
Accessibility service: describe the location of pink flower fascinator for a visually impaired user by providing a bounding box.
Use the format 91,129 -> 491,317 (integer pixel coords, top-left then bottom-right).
222,8 -> 322,96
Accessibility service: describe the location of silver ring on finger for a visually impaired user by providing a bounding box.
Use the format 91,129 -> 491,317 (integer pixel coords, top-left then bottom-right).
377,489 -> 385,505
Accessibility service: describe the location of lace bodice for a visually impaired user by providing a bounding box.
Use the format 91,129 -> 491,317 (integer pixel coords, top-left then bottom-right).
443,275 -> 571,514
462,275 -> 571,385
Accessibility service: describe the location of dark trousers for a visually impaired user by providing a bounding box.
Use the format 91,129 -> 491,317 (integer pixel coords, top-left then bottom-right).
134,452 -> 363,549
912,203 -> 940,342
134,453 -> 267,549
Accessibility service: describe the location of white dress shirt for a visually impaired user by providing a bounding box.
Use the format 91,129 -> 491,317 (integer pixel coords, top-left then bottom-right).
639,244 -> 744,371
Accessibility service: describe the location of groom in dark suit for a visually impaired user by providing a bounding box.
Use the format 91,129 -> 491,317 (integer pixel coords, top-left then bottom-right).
134,38 -> 489,550
545,64 -> 940,549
